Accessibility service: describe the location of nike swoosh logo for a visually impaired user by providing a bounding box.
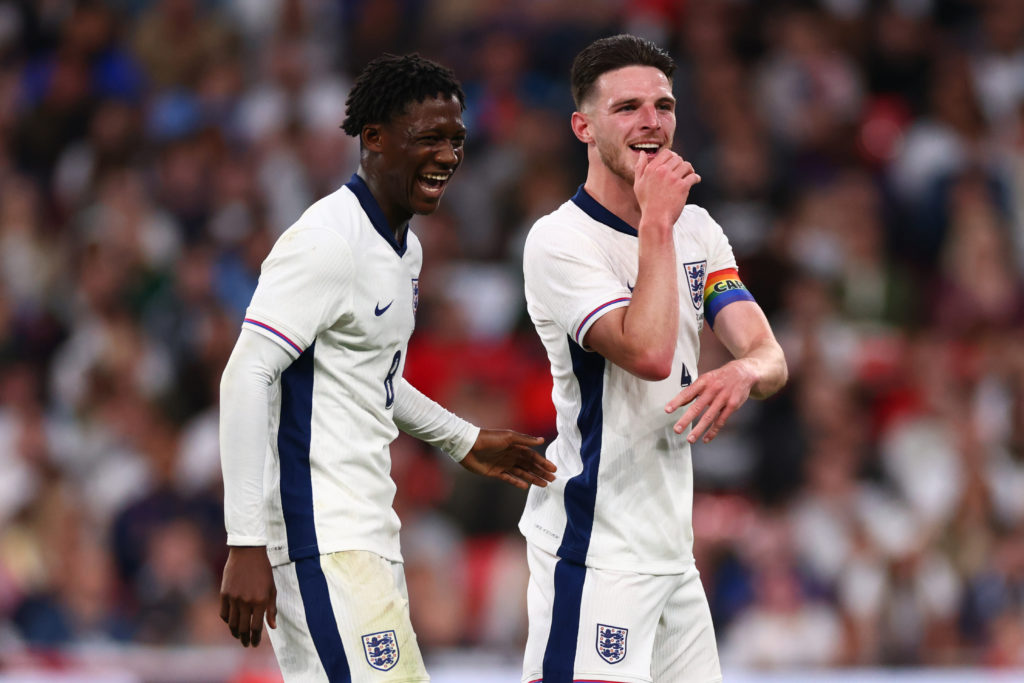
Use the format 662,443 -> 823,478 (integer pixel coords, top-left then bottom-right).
627,281 -> 635,293
375,301 -> 393,316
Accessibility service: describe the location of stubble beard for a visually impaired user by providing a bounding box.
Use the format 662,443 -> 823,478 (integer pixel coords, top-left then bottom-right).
596,137 -> 636,186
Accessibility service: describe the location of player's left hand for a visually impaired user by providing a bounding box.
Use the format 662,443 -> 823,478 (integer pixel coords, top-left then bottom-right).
665,360 -> 757,444
461,429 -> 555,489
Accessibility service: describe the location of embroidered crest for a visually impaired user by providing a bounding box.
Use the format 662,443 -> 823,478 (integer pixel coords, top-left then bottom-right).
684,260 -> 707,310
411,278 -> 419,314
596,623 -> 628,664
362,630 -> 399,671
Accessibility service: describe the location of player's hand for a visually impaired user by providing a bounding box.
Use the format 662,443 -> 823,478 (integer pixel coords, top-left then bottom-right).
220,545 -> 277,648
460,429 -> 555,489
634,148 -> 700,230
664,359 -> 757,444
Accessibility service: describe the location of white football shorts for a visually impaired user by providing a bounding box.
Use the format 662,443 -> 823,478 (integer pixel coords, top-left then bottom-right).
268,550 -> 429,682
522,543 -> 722,683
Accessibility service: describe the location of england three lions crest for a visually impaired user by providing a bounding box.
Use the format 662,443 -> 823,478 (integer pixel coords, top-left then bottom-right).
684,260 -> 707,310
362,630 -> 399,671
596,623 -> 628,664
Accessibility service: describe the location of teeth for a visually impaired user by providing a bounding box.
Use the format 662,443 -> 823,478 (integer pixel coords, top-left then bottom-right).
631,143 -> 659,150
422,173 -> 450,181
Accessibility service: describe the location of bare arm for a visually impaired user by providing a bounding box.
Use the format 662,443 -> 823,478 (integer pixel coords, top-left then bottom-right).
584,150 -> 700,380
665,300 -> 787,443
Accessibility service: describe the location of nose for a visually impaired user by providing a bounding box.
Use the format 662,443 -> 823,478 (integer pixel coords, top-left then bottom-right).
436,140 -> 460,166
639,104 -> 660,130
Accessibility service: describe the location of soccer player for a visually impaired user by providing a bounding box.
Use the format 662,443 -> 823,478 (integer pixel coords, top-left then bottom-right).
218,54 -> 556,682
518,35 -> 788,683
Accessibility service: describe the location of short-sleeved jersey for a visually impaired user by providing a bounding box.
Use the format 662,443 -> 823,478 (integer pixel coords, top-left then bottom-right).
242,174 -> 422,567
519,186 -> 753,574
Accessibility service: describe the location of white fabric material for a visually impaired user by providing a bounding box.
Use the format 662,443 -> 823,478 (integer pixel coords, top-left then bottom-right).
220,328 -> 292,546
519,195 -> 738,574
521,543 -> 722,683
222,180 -> 423,567
393,378 -> 479,462
269,550 -> 428,682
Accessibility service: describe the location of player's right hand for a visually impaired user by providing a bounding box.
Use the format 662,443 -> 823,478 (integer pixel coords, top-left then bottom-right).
220,545 -> 277,648
633,148 -> 700,231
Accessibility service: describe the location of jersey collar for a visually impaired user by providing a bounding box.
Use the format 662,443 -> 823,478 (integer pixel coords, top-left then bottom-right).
570,185 -> 638,237
344,173 -> 408,256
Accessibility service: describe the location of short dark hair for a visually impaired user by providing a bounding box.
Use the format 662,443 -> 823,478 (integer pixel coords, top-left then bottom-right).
570,35 -> 676,109
341,53 -> 466,137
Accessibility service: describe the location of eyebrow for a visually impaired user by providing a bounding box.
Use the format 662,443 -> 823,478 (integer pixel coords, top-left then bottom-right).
608,95 -> 676,109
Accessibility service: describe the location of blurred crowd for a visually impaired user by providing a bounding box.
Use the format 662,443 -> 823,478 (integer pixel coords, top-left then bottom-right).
0,0 -> 1023,674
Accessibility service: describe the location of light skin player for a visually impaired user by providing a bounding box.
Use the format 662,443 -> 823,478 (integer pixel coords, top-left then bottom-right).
519,35 -> 787,683
574,60 -> 786,431
217,54 -> 555,681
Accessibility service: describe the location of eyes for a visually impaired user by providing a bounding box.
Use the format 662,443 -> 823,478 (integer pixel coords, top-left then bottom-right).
616,101 -> 675,113
417,134 -> 466,149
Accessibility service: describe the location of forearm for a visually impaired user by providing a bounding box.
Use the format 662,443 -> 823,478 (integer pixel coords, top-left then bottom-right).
220,329 -> 292,545
393,378 -> 480,461
623,223 -> 679,361
734,336 -> 788,399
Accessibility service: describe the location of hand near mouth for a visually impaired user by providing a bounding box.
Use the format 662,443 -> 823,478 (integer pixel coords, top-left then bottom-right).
633,148 -> 701,230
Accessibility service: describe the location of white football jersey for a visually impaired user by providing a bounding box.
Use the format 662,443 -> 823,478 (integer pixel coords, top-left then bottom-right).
242,174 -> 421,567
519,187 -> 753,574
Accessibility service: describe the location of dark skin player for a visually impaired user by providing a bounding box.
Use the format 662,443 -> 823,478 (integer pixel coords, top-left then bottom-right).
219,89 -> 556,650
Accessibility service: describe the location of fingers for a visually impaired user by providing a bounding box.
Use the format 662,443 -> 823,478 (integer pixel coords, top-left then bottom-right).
634,146 -> 650,178
506,431 -> 544,447
224,596 -> 273,647
236,603 -> 253,647
665,385 -> 698,413
685,402 -> 721,444
499,471 -> 530,490
227,599 -> 240,641
266,593 -> 278,630
525,450 -> 557,476
249,605 -> 266,647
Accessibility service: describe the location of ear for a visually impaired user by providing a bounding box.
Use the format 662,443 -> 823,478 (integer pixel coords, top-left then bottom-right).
361,124 -> 384,152
570,111 -> 593,144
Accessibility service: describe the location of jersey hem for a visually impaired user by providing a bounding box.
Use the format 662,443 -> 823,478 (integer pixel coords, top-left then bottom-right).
268,540 -> 404,568
226,535 -> 267,546
521,532 -> 695,575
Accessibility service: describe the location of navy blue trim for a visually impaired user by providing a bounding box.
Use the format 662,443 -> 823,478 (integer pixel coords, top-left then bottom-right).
570,185 -> 638,237
278,343 -> 319,561
558,337 -> 604,563
296,557 -> 352,682
542,558 -> 586,683
345,173 -> 408,256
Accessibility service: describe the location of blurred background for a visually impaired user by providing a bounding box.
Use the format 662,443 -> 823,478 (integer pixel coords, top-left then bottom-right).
0,0 -> 1023,680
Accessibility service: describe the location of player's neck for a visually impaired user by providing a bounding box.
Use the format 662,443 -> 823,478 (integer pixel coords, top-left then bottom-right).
356,168 -> 412,238
582,166 -> 641,227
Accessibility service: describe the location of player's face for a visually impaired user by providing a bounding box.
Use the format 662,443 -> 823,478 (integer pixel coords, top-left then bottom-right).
376,95 -> 466,222
582,65 -> 676,184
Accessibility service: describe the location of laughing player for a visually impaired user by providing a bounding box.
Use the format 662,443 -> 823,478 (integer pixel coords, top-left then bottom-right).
218,53 -> 555,682
519,35 -> 787,683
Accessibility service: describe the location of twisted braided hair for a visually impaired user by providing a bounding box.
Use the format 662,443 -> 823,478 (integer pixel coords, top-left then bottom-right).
341,53 -> 466,138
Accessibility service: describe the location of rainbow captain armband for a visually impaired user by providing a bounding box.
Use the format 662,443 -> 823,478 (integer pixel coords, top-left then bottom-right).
703,268 -> 755,327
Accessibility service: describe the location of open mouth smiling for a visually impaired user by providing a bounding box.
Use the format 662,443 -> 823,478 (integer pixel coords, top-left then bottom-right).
418,171 -> 452,196
629,142 -> 661,155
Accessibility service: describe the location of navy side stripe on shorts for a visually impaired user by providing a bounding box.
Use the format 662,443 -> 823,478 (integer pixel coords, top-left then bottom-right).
542,558 -> 587,682
296,556 -> 352,682
278,343 -> 319,561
